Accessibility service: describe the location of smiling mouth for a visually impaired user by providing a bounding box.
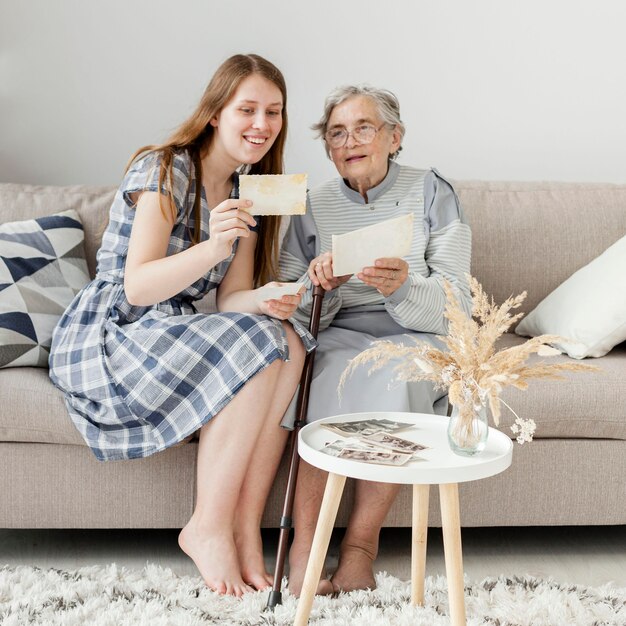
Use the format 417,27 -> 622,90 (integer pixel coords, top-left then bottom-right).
244,136 -> 267,145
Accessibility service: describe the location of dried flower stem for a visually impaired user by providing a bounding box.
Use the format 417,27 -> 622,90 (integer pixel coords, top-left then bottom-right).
338,275 -> 600,445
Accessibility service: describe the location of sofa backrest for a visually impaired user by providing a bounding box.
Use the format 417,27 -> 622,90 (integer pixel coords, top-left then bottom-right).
2,180 -> 626,314
456,180 -> 626,314
0,183 -> 116,278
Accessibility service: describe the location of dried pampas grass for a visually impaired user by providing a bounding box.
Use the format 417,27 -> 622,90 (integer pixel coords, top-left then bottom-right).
339,276 -> 599,443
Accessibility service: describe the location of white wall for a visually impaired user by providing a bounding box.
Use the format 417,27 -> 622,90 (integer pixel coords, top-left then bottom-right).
1,0 -> 625,187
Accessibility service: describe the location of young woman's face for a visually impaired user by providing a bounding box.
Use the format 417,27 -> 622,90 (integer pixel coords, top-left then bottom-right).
211,74 -> 284,166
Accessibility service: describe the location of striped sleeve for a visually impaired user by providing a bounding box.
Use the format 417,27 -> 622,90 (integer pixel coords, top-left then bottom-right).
384,170 -> 472,333
278,204 -> 343,329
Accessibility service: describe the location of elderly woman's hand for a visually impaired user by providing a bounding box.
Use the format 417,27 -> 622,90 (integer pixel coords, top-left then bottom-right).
358,257 -> 409,297
308,252 -> 352,291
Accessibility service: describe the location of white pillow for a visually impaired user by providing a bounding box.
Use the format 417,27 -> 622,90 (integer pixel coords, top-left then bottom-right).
515,233 -> 626,359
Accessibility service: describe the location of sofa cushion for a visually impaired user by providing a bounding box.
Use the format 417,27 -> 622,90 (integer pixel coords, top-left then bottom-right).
496,333 -> 626,440
0,367 -> 85,445
515,233 -> 626,359
0,335 -> 623,446
0,210 -> 91,367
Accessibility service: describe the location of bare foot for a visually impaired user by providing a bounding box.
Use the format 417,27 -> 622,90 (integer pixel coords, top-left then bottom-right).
234,526 -> 273,591
288,544 -> 334,597
331,544 -> 377,593
179,522 -> 253,596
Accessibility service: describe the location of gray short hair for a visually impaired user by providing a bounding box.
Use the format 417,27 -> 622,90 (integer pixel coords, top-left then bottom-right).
312,85 -> 405,160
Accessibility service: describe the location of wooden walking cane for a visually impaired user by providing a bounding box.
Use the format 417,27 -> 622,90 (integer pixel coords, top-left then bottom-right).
266,284 -> 325,609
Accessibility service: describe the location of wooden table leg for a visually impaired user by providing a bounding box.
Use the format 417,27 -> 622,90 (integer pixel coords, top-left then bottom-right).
294,472 -> 347,626
411,483 -> 430,606
439,483 -> 466,626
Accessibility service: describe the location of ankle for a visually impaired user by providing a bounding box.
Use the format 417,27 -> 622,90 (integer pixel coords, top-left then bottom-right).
233,522 -> 256,538
290,534 -> 317,557
340,537 -> 378,561
184,515 -> 232,539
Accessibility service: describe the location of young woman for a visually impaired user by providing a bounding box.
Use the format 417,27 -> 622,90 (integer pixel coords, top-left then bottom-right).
49,54 -> 314,597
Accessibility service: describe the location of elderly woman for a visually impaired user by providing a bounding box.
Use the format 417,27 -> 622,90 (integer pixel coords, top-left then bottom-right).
279,85 -> 472,596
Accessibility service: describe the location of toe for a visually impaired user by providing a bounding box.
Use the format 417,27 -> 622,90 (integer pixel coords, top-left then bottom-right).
214,581 -> 227,595
318,579 -> 335,596
247,574 -> 271,591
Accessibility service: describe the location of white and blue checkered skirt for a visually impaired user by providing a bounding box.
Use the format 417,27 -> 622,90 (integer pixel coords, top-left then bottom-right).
49,276 -> 315,461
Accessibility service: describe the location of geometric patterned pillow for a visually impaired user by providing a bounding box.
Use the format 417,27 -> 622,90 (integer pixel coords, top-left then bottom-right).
0,210 -> 90,368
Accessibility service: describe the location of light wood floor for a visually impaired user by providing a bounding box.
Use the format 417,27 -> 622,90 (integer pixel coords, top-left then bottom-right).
1,525 -> 624,588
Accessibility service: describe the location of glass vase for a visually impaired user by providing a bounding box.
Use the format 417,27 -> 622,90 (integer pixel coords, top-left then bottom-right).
447,402 -> 489,457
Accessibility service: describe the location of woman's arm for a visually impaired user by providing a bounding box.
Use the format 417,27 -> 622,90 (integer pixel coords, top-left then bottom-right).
364,171 -> 472,334
384,221 -> 472,334
217,229 -> 303,320
215,230 -> 257,312
124,192 -> 254,306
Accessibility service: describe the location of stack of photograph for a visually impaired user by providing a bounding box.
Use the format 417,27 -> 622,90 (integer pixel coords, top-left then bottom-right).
320,418 -> 430,466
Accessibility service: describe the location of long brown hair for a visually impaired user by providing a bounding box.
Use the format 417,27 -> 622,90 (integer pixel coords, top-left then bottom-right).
126,53 -> 287,286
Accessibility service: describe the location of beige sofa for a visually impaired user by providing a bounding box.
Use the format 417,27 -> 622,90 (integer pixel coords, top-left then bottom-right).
1,180 -> 625,529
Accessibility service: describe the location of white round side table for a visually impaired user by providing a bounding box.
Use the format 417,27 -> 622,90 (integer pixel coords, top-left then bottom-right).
293,411 -> 513,626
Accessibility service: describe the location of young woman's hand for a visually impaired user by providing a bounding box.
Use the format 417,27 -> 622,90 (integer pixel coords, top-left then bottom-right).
308,252 -> 352,291
207,198 -> 257,263
257,282 -> 304,320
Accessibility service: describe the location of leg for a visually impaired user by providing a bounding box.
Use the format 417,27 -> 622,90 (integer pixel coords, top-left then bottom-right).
411,484 -> 430,605
178,357 -> 285,596
233,424 -> 289,589
294,472 -> 346,626
331,480 -> 401,592
233,322 -> 305,590
288,460 -> 335,596
439,483 -> 466,626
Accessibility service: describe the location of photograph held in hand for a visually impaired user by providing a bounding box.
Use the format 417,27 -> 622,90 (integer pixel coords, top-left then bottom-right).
239,173 -> 307,215
331,212 -> 414,276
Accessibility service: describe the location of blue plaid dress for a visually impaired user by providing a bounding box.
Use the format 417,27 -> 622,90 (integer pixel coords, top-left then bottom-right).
49,151 -> 315,461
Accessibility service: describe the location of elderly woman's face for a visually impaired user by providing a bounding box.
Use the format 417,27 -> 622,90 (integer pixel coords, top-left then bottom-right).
326,95 -> 400,195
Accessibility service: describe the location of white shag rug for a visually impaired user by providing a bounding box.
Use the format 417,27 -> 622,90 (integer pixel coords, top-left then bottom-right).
1,565 -> 624,626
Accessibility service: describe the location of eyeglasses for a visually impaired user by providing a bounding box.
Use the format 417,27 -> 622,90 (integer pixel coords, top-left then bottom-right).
324,123 -> 387,149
